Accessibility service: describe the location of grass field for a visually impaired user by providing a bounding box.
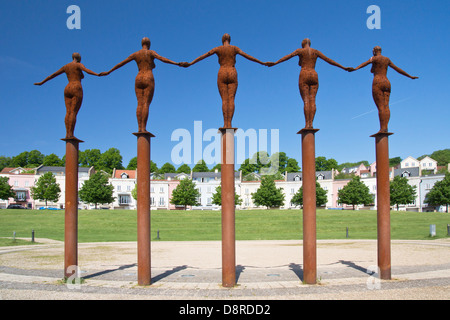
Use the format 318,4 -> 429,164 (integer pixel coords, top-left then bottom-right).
0,209 -> 449,244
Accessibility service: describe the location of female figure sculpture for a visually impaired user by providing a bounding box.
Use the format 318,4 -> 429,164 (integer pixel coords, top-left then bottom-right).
34,53 -> 99,139
349,46 -> 418,133
100,37 -> 186,133
182,33 -> 270,128
268,38 -> 351,129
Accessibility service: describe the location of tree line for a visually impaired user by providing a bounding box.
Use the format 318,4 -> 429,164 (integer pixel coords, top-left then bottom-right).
1,148 -> 449,176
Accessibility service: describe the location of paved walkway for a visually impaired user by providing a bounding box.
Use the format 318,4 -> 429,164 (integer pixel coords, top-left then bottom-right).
1,239 -> 449,300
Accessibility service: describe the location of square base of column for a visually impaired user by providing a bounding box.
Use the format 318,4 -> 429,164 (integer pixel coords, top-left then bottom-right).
297,128 -> 320,135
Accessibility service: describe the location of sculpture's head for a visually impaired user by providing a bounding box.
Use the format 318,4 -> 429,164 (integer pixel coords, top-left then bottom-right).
373,46 -> 382,56
222,33 -> 231,44
142,37 -> 151,49
72,52 -> 81,62
302,38 -> 311,48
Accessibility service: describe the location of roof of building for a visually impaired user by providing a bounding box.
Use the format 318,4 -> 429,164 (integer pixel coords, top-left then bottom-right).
114,169 -> 136,179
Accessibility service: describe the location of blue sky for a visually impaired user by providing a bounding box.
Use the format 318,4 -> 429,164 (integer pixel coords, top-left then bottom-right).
1,0 -> 448,169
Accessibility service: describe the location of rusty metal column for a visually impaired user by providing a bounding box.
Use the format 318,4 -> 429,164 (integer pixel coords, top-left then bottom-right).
133,131 -> 155,286
371,131 -> 393,280
62,137 -> 83,279
219,127 -> 237,287
298,128 -> 319,284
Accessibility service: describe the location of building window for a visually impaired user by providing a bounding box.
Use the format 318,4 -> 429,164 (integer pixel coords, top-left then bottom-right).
405,163 -> 409,167
245,188 -> 249,195
151,197 -> 155,206
117,185 -> 121,191
16,191 -> 26,201
151,187 -> 154,193
290,188 -> 295,195
207,197 -> 212,205
160,187 -> 164,193
127,185 -> 131,191
25,181 -> 29,187
159,198 -> 165,206
14,180 -> 18,187
294,175 -> 300,181
119,195 -> 130,205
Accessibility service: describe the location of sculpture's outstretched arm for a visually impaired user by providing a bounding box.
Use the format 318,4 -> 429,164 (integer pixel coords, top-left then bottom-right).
152,51 -> 181,66
389,60 -> 418,79
317,51 -> 351,71
80,64 -> 100,76
236,47 -> 266,65
187,48 -> 217,66
34,67 -> 65,85
271,49 -> 300,66
100,53 -> 135,76
350,59 -> 372,72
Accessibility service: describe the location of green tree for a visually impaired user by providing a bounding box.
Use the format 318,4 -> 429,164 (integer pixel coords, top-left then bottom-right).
79,172 -> 115,209
338,176 -> 374,210
11,151 -> 29,167
192,160 -> 209,172
285,158 -> 301,173
159,162 -> 176,174
126,157 -> 138,170
98,148 -> 123,173
0,156 -> 12,172
251,151 -> 271,174
210,163 -> 221,172
177,164 -> 191,174
79,149 -> 102,168
425,172 -> 450,212
239,158 -> 257,176
43,153 -> 64,166
0,176 -> 15,200
291,182 -> 328,208
169,178 -> 200,210
390,176 -> 417,210
30,172 -> 61,207
211,185 -> 243,206
316,156 -> 338,171
251,176 -> 285,209
389,157 -> 402,167
27,150 -> 44,167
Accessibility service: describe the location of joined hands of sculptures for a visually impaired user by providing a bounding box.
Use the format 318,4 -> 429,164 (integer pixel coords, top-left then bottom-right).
180,33 -> 272,129
34,53 -> 100,140
348,46 -> 418,133
99,37 -> 187,134
267,38 -> 352,130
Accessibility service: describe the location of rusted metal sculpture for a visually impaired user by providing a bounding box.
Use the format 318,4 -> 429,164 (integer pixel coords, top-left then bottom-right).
34,52 -> 99,279
268,38 -> 351,129
34,52 -> 99,139
100,37 -> 182,285
181,33 -> 270,128
182,33 -> 269,287
268,38 -> 350,284
349,46 -> 418,133
100,37 -> 186,133
351,46 -> 418,280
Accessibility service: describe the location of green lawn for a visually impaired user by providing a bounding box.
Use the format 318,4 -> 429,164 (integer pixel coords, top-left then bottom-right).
0,209 -> 449,243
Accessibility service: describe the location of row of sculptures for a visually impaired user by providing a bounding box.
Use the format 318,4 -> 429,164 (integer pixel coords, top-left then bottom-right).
35,34 -> 418,139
